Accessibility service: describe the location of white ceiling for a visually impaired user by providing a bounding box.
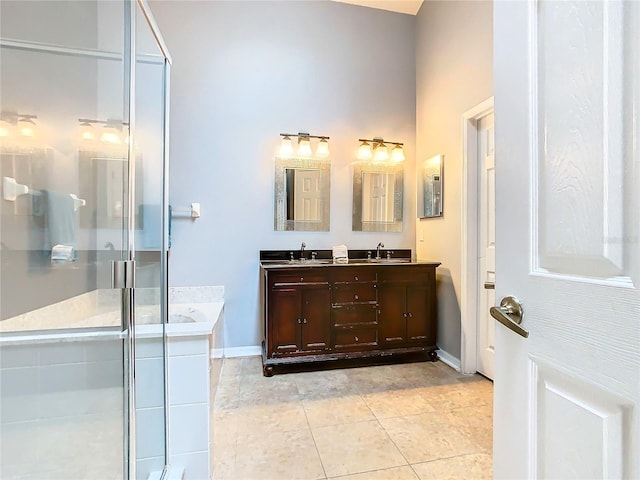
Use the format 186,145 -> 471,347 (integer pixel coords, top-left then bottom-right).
331,0 -> 424,16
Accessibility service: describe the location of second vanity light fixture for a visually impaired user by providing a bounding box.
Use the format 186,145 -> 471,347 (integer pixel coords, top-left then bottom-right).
78,118 -> 129,145
357,137 -> 405,163
279,132 -> 330,158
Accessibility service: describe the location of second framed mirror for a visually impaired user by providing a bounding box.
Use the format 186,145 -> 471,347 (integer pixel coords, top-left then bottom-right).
352,162 -> 403,232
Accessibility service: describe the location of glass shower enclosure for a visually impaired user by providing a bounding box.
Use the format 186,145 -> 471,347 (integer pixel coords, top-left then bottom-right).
0,1 -> 171,479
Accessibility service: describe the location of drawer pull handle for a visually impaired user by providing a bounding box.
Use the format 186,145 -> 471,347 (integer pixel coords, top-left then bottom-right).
300,277 -> 304,281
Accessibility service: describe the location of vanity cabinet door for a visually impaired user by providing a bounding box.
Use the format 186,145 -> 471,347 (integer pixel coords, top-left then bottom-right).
378,284 -> 407,345
300,286 -> 331,352
405,284 -> 435,344
269,287 -> 302,356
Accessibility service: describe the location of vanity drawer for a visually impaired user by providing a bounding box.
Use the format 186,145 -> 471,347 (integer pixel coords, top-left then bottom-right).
270,270 -> 328,286
332,304 -> 378,326
379,266 -> 432,283
333,327 -> 378,350
332,268 -> 376,283
332,283 -> 377,304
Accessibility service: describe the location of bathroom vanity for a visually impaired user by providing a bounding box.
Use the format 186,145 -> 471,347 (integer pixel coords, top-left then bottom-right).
259,250 -> 439,376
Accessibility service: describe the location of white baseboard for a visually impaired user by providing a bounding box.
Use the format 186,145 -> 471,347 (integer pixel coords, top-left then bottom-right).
221,345 -> 262,358
211,348 -> 224,359
437,348 -> 461,371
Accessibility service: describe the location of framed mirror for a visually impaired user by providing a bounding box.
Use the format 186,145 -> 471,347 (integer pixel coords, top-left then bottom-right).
352,163 -> 403,232
274,156 -> 330,231
418,154 -> 443,218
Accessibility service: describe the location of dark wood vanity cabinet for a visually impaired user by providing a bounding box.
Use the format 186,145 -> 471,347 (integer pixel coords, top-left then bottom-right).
261,262 -> 439,376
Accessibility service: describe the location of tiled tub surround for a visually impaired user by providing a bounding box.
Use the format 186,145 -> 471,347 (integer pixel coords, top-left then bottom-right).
0,286 -> 224,480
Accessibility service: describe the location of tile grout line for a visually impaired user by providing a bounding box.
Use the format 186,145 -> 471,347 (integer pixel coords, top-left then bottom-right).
298,380 -> 329,480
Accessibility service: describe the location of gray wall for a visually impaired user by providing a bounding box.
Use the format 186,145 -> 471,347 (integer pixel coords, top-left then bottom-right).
149,1 -> 417,349
415,0 -> 493,359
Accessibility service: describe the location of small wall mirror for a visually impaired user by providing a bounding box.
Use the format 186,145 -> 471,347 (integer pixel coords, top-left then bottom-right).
418,154 -> 444,218
352,163 -> 403,232
274,156 -> 330,231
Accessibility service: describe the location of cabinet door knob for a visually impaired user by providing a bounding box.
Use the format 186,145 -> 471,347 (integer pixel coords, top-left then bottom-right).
408,312 -> 412,318
355,294 -> 359,300
403,313 -> 408,318
303,318 -> 307,324
355,336 -> 359,342
355,276 -> 359,281
297,318 -> 302,324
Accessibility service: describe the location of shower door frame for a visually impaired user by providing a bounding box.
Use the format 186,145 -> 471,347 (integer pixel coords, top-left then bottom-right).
125,1 -> 172,479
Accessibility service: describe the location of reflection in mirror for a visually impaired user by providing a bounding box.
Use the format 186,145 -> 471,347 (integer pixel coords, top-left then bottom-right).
79,150 -> 143,229
352,163 -> 403,232
418,154 -> 444,218
274,156 -> 330,231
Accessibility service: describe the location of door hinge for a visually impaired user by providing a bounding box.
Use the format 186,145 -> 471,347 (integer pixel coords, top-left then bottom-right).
112,260 -> 136,289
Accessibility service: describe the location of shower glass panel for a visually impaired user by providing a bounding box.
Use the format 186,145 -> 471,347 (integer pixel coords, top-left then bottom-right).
0,1 -> 170,479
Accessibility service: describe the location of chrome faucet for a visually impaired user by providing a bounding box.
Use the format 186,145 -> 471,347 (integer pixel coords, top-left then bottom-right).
104,241 -> 115,251
300,242 -> 306,261
376,242 -> 384,260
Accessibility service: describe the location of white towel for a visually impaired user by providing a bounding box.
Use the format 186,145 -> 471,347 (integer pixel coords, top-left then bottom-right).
332,244 -> 348,263
51,244 -> 74,263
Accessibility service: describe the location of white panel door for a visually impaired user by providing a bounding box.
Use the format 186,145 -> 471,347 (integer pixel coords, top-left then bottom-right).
477,112 -> 495,379
494,1 -> 640,479
294,168 -> 321,222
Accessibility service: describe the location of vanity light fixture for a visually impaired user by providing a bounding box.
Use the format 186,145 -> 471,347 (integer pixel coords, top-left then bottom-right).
357,140 -> 373,160
297,135 -> 312,157
78,118 -> 128,145
316,138 -> 330,158
0,111 -> 39,139
279,135 -> 294,156
373,142 -> 389,163
279,132 -> 331,158
79,121 -> 96,141
17,117 -> 37,137
357,137 -> 404,163
391,144 -> 405,163
0,120 -> 10,138
100,122 -> 122,144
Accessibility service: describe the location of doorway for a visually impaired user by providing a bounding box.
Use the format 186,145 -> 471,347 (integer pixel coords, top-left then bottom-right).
460,97 -> 495,376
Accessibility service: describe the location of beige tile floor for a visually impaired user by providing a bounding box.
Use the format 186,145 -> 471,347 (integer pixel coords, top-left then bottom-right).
211,356 -> 493,480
